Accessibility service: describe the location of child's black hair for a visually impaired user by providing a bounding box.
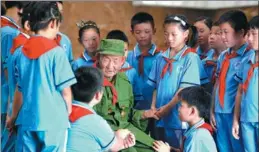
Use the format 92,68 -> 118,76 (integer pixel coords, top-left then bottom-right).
20,2 -> 34,28
131,12 -> 155,30
77,20 -> 100,42
1,3 -> 6,15
4,1 -> 24,9
195,16 -> 213,29
249,15 -> 259,29
56,1 -> 63,5
106,29 -> 129,44
72,67 -> 103,103
212,20 -> 220,27
178,86 -> 211,120
218,10 -> 248,36
28,2 -> 62,33
164,14 -> 198,47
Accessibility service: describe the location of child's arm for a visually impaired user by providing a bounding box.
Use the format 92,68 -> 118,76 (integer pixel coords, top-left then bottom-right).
210,79 -> 218,131
232,84 -> 242,139
62,87 -> 73,115
151,89 -> 157,110
155,88 -> 183,118
6,88 -> 22,130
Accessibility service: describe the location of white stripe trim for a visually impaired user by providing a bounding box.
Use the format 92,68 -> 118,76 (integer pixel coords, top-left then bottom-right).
1,16 -> 20,28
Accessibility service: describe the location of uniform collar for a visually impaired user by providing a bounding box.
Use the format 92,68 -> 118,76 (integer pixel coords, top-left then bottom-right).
72,100 -> 96,114
134,43 -> 157,57
162,45 -> 188,60
82,50 -> 94,61
184,118 -> 205,138
122,61 -> 130,68
1,16 -> 20,29
227,43 -> 249,56
196,46 -> 215,57
248,50 -> 256,64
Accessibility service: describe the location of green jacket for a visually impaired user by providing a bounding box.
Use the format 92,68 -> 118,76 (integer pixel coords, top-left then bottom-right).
94,72 -> 154,149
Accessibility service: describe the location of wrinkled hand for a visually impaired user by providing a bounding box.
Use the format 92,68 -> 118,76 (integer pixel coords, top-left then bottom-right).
6,115 -> 15,131
116,129 -> 131,139
153,141 -> 170,152
123,133 -> 136,149
142,109 -> 159,120
232,120 -> 240,140
210,112 -> 217,131
155,105 -> 171,119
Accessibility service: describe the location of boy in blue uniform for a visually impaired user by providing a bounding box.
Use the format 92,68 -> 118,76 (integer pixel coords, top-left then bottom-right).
7,2 -> 77,151
210,10 -> 253,152
1,1 -> 24,134
232,16 -> 259,152
67,66 -> 136,152
148,15 -> 201,149
153,86 -> 217,152
106,29 -> 144,104
72,20 -> 100,70
56,1 -> 74,63
127,12 -> 162,110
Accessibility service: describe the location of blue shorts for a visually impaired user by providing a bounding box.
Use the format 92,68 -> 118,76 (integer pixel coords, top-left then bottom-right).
215,113 -> 244,152
18,129 -> 68,152
241,122 -> 258,152
1,126 -> 16,152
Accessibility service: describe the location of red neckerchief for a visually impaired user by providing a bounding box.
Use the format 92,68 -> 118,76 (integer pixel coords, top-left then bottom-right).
69,104 -> 94,123
138,48 -> 160,76
1,16 -> 19,29
11,33 -> 29,54
22,36 -> 59,59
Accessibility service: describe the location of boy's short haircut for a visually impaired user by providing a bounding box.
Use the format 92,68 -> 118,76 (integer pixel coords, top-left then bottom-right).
178,86 -> 211,119
106,29 -> 129,44
131,12 -> 155,30
195,16 -> 213,29
72,67 -> 103,103
249,15 -> 259,29
4,1 -> 24,9
218,10 -> 248,36
212,21 -> 220,27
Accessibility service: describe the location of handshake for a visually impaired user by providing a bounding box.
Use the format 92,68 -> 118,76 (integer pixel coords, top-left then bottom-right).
142,106 -> 170,120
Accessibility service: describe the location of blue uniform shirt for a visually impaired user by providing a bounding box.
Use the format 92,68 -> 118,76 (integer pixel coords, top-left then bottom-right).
215,43 -> 254,113
1,16 -> 20,114
202,49 -> 218,82
147,46 -> 200,129
16,44 -> 77,131
234,51 -> 258,122
58,32 -> 74,63
67,101 -> 116,152
127,43 -> 161,109
72,50 -> 95,71
183,119 -> 217,152
121,61 -> 144,102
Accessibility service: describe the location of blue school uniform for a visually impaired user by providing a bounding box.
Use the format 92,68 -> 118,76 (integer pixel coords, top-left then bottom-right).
214,43 -> 253,152
16,36 -> 76,151
234,51 -> 258,152
183,119 -> 217,152
67,101 -> 116,152
127,43 -> 161,109
202,49 -> 218,83
147,45 -> 200,148
58,32 -> 74,63
121,61 -> 144,102
72,50 -> 95,71
1,16 -> 20,117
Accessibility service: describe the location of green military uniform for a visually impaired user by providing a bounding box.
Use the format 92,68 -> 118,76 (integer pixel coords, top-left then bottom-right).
94,39 -> 155,152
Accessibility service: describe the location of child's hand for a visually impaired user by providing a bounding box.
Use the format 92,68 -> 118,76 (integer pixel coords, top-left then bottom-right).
153,141 -> 170,152
232,120 -> 240,139
6,115 -> 15,131
155,105 -> 170,118
142,109 -> 159,120
210,112 -> 217,131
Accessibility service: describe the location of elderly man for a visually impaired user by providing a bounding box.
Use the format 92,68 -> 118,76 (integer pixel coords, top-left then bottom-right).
93,39 -> 158,152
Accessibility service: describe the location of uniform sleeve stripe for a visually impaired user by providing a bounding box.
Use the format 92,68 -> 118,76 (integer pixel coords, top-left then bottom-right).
102,135 -> 115,149
200,77 -> 208,81
148,78 -> 156,84
235,74 -> 242,81
56,77 -> 76,88
180,82 -> 199,86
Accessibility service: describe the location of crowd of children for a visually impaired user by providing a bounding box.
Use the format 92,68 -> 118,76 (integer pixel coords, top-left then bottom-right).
1,1 -> 258,152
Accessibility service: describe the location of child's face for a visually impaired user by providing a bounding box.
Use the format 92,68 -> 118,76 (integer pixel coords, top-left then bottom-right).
124,42 -> 129,57
220,22 -> 240,48
81,28 -> 100,53
194,21 -> 210,46
99,55 -> 125,79
247,28 -> 258,50
132,22 -> 154,47
178,100 -> 192,122
164,23 -> 188,49
209,26 -> 225,49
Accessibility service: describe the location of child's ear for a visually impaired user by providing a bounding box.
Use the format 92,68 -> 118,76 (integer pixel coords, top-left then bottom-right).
24,21 -> 30,32
130,29 -> 134,35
